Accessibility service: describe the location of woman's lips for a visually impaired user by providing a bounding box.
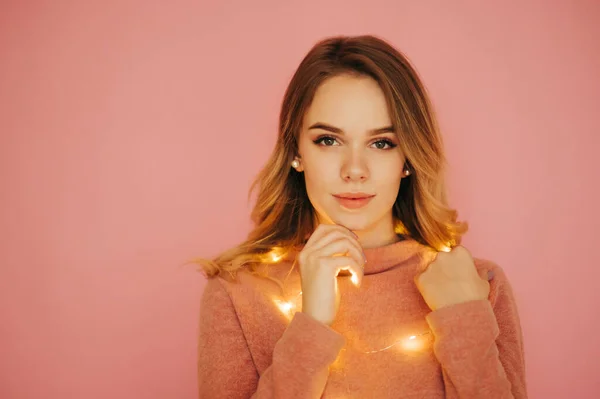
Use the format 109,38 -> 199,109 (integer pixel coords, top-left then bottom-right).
332,195 -> 375,209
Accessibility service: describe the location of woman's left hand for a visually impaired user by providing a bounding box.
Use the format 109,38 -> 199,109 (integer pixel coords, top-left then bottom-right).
415,245 -> 490,311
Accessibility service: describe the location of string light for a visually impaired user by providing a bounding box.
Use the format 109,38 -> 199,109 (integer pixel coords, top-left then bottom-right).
401,331 -> 430,352
361,331 -> 431,354
268,248 -> 284,262
273,292 -> 430,354
350,272 -> 359,286
267,246 -> 436,355
274,291 -> 302,319
274,299 -> 294,313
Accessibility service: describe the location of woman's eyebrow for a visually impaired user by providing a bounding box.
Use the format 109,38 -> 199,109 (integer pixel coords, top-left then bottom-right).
307,122 -> 395,135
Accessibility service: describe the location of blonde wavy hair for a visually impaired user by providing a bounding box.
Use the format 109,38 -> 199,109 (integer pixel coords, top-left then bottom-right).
194,34 -> 467,280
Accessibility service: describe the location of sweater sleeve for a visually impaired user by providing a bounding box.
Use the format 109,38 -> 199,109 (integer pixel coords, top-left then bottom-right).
424,264 -> 527,399
197,277 -> 346,399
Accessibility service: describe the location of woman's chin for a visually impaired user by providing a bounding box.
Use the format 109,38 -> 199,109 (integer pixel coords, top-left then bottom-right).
328,214 -> 373,232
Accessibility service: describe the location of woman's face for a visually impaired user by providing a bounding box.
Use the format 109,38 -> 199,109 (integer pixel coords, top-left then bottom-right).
296,74 -> 407,240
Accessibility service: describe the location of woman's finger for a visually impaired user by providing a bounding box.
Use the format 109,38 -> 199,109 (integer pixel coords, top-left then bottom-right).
313,237 -> 365,268
304,224 -> 359,250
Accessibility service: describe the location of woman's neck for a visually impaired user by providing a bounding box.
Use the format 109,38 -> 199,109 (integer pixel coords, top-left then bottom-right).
312,212 -> 401,249
354,227 -> 402,249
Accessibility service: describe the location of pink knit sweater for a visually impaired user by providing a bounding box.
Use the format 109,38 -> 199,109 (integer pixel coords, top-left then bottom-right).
197,238 -> 527,398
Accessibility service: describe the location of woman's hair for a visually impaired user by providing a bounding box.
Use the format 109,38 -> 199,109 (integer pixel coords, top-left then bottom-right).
194,34 -> 468,280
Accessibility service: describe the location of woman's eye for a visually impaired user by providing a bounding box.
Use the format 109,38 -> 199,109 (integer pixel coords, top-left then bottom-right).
313,136 -> 397,149
314,136 -> 338,146
372,139 -> 397,150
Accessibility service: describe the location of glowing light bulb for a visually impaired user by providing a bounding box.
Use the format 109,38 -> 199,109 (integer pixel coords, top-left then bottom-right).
401,333 -> 428,352
268,247 -> 283,262
280,301 -> 293,312
274,299 -> 295,315
273,291 -> 302,319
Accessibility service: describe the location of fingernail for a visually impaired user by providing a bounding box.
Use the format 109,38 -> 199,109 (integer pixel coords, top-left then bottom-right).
487,270 -> 495,281
363,252 -> 367,263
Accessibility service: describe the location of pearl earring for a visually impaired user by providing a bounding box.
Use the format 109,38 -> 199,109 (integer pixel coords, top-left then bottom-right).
291,159 -> 300,169
403,168 -> 411,176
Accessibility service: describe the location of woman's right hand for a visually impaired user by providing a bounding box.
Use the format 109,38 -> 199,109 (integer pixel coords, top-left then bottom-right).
298,224 -> 366,326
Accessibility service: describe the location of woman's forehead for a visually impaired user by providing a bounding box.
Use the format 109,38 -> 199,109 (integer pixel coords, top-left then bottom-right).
303,77 -> 392,134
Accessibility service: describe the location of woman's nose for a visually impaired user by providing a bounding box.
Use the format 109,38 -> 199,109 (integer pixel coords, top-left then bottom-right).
341,150 -> 369,181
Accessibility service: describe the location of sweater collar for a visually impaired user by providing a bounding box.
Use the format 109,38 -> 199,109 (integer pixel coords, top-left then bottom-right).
286,235 -> 428,275
362,236 -> 427,274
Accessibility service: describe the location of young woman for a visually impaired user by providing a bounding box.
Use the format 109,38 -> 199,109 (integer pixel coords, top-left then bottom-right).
196,35 -> 527,398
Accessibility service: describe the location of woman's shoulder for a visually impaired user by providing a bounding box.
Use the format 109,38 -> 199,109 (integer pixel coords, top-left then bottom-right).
473,256 -> 504,278
471,255 -> 519,308
471,255 -> 514,283
202,259 -> 300,301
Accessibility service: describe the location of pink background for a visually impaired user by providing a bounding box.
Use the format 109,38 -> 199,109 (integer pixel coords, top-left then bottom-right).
1,1 -> 599,398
